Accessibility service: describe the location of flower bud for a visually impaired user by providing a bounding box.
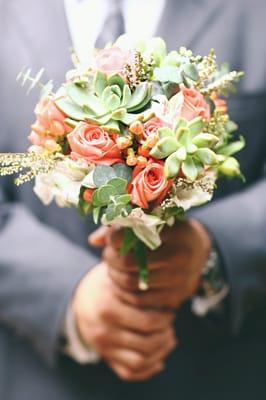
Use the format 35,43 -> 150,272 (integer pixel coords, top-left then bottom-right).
45,139 -> 61,153
129,120 -> 144,137
116,136 -> 132,150
219,157 -> 240,177
137,156 -> 148,166
145,134 -> 159,148
138,146 -> 150,158
126,148 -> 137,166
83,188 -> 94,203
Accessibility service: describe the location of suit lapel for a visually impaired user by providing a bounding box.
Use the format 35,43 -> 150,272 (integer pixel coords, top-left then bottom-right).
158,0 -> 223,50
8,0 -> 73,84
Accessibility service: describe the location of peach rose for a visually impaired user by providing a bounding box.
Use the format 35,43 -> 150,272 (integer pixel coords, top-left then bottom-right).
29,96 -> 71,146
94,46 -> 130,77
143,117 -> 166,141
67,122 -> 122,165
169,87 -> 211,121
130,161 -> 173,209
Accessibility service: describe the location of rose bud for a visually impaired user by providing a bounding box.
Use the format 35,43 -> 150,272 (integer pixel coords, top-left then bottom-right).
44,139 -> 61,153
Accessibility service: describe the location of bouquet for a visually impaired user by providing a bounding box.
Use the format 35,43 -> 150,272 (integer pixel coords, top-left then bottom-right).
0,36 -> 245,289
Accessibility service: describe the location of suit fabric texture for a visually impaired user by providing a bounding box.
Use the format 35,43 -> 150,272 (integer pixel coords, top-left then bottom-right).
0,1 -> 265,399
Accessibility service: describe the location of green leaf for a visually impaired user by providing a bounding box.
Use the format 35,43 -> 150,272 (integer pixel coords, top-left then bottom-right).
226,120 -> 238,133
110,84 -> 122,98
93,165 -> 116,187
93,207 -> 102,224
93,70 -> 107,97
107,177 -> 127,195
115,194 -> 132,205
105,93 -> 121,111
66,84 -> 107,115
147,37 -> 167,66
108,74 -> 125,90
182,157 -> 198,181
183,63 -> 199,81
196,148 -> 218,164
111,108 -> 127,121
187,117 -> 204,136
55,97 -> 90,121
217,136 -> 245,156
113,164 -> 132,182
153,66 -> 182,84
174,117 -> 187,132
119,228 -> 138,256
158,127 -> 175,138
120,112 -> 140,125
150,137 -> 179,159
219,156 -> 241,177
162,82 -> 180,99
175,146 -> 187,161
97,184 -> 116,205
120,84 -> 132,107
164,152 -> 181,179
126,83 -> 151,112
102,119 -> 120,133
192,133 -> 219,147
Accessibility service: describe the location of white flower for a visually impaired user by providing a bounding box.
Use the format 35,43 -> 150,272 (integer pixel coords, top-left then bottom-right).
172,175 -> 216,211
34,158 -> 90,208
102,208 -> 165,250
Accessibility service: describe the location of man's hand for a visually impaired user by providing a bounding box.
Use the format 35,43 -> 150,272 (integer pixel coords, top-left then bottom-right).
90,220 -> 211,310
72,262 -> 177,381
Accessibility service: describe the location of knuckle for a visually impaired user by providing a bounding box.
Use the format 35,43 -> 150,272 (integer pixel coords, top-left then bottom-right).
130,353 -> 146,370
93,327 -> 108,347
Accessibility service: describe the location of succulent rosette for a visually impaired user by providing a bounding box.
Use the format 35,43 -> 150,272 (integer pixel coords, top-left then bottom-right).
0,36 -> 245,288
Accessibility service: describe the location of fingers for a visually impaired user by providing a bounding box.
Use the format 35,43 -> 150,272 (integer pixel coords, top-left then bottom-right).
103,245 -> 189,273
108,326 -> 175,355
89,226 -> 110,247
105,334 -> 177,381
105,296 -> 175,334
108,264 -> 190,291
113,285 -> 184,310
109,360 -> 164,381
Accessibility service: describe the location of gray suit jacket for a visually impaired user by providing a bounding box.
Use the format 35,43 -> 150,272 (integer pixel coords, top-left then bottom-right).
0,1 -> 265,399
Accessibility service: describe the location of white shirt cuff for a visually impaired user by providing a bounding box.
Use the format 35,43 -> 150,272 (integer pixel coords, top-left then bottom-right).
63,302 -> 100,364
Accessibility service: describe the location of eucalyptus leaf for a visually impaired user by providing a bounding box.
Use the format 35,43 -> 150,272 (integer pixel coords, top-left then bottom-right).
113,164 -> 132,182
107,177 -> 127,195
93,207 -> 102,224
93,165 -> 116,187
183,63 -> 199,81
97,185 -> 116,205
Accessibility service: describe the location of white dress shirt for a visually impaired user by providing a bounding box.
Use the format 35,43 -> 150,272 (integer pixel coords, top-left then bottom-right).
64,0 -> 166,63
63,0 -> 166,364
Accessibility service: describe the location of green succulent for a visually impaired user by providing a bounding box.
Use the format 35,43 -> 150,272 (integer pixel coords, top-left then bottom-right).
150,117 -> 219,181
56,72 -> 152,133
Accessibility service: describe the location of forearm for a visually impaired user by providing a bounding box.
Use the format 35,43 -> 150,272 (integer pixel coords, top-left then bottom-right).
0,201 -> 99,364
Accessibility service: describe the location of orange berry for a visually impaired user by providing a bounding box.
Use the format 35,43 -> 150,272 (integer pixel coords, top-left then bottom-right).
83,188 -> 94,202
137,156 -> 148,166
129,120 -> 144,136
138,146 -> 150,157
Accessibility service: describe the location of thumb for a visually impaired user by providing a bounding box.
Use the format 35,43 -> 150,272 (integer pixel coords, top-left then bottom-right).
89,226 -> 110,247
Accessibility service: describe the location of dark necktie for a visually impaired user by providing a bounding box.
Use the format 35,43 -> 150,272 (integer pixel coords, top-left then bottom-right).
95,0 -> 125,48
